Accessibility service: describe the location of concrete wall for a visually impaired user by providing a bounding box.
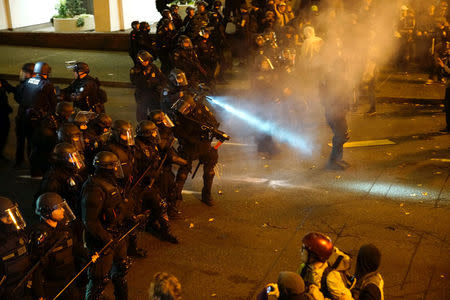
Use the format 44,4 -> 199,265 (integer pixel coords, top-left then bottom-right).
9,0 -> 59,28
109,0 -> 120,31
122,0 -> 160,30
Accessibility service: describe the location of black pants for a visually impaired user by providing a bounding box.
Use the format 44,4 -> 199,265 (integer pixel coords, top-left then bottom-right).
15,115 -> 30,165
0,114 -> 10,157
326,114 -> 349,162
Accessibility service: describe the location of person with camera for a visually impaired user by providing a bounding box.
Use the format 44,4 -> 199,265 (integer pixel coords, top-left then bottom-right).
257,271 -> 314,300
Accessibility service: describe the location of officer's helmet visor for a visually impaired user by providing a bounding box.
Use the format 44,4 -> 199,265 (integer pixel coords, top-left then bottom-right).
113,161 -> 125,179
52,200 -> 76,224
2,205 -> 26,230
67,151 -> 86,170
120,128 -> 135,146
71,133 -> 85,152
162,114 -> 175,127
175,73 -> 188,86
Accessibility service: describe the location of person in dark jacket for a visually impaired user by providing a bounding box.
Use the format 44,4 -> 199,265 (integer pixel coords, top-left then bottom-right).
129,20 -> 140,65
0,79 -> 14,161
352,244 -> 384,300
257,271 -> 315,300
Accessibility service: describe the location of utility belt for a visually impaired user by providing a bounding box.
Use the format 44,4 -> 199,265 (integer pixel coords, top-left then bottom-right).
1,245 -> 27,262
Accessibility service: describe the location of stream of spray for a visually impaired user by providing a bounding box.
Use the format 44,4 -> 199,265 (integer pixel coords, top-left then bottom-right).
208,96 -> 313,155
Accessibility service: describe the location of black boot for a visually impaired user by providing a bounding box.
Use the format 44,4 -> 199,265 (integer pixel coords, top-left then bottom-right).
201,173 -> 214,206
159,219 -> 179,244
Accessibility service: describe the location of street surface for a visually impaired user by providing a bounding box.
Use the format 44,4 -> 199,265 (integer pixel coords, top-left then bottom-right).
0,46 -> 449,299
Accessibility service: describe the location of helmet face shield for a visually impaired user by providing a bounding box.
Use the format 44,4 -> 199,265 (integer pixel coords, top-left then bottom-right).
162,114 -> 175,127
120,128 -> 135,146
114,161 -> 125,179
175,72 -> 188,86
67,151 -> 85,170
2,205 -> 27,230
52,200 -> 76,224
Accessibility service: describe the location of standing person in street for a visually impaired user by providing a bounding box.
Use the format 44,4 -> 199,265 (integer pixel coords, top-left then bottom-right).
444,84 -> 450,132
352,244 -> 384,300
13,62 -> 35,168
129,21 -> 140,65
320,59 -> 351,170
130,50 -> 167,122
0,78 -> 14,161
18,62 -> 58,178
0,196 -> 31,300
30,192 -> 79,299
62,62 -> 107,113
81,151 -> 130,300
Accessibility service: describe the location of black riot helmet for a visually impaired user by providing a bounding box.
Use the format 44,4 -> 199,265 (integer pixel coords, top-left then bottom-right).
197,0 -> 208,11
140,21 -> 150,32
55,101 -> 74,120
136,120 -> 161,145
169,68 -> 188,87
213,0 -> 222,9
73,62 -> 90,75
170,4 -> 179,12
72,111 -> 96,131
161,18 -> 175,30
52,142 -> 85,170
162,9 -> 172,19
131,20 -> 140,30
137,50 -> 154,65
20,62 -> 35,81
149,110 -> 175,128
0,196 -> 26,230
178,35 -> 193,49
111,120 -> 135,146
91,113 -> 113,135
186,6 -> 195,14
35,192 -> 76,223
34,62 -> 51,76
93,151 -> 124,178
57,123 -> 85,152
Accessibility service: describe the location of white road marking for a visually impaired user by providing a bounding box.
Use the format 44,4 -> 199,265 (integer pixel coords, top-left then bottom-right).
431,158 -> 450,163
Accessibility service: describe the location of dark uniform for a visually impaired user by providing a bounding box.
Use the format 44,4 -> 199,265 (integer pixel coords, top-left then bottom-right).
0,79 -> 14,160
172,95 -> 221,205
19,62 -> 57,177
129,21 -> 140,65
81,151 -> 130,300
194,29 -> 218,81
134,121 -> 178,243
30,193 -> 78,299
13,63 -> 35,167
130,51 -> 167,122
188,4 -> 210,39
161,68 -> 192,117
137,22 -> 158,60
170,5 -> 183,30
62,62 -> 106,113
156,20 -> 178,75
172,35 -> 207,86
0,197 -> 30,300
103,121 -> 147,257
83,113 -> 113,169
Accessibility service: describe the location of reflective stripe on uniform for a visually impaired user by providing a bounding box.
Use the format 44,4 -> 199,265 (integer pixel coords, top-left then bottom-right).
2,245 -> 27,261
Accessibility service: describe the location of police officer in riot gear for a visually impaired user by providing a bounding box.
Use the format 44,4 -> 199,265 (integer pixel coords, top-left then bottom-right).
130,50 -> 167,122
129,20 -> 140,65
170,4 -> 183,30
134,121 -> 178,243
30,192 -> 78,299
83,113 -> 113,169
14,62 -> 35,168
137,21 -> 158,59
149,111 -> 187,218
161,68 -> 192,115
194,28 -> 218,82
19,62 -> 57,177
156,19 -> 178,75
57,122 -> 85,153
0,196 -> 30,299
188,1 -> 210,39
172,94 -> 223,206
171,35 -> 208,86
104,120 -> 148,257
81,151 -> 129,300
62,62 -> 107,113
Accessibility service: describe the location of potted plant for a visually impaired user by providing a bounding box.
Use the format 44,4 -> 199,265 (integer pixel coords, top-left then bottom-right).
52,0 -> 95,32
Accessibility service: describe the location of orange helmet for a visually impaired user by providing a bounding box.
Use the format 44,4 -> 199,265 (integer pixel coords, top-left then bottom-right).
302,232 -> 333,262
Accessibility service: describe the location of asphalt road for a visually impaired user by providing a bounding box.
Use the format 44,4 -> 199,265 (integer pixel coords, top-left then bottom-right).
0,75 -> 449,300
